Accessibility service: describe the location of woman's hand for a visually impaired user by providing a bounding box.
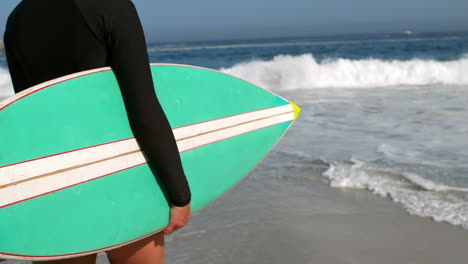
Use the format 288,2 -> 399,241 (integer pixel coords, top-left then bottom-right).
163,203 -> 192,235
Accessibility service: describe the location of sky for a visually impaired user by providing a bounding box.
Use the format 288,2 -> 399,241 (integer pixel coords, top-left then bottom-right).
0,0 -> 467,42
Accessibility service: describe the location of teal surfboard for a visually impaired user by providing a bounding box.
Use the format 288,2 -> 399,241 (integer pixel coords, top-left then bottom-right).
0,64 -> 300,260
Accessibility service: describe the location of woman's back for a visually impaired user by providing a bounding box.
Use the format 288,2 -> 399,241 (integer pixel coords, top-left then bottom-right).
5,0 -> 107,92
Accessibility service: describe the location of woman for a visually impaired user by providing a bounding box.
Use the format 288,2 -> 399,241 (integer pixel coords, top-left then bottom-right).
4,0 -> 192,263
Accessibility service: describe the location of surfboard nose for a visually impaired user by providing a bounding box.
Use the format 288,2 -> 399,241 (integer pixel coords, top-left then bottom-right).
289,101 -> 301,121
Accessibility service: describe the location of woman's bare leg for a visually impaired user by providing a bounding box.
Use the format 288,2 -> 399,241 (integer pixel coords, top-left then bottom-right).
32,254 -> 96,264
106,232 -> 165,264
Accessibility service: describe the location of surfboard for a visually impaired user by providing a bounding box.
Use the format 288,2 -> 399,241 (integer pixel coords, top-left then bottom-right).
0,64 -> 300,260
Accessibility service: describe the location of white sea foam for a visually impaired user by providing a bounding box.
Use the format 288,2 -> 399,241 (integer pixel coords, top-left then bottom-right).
221,53 -> 468,90
323,159 -> 468,230
0,67 -> 14,98
402,172 -> 468,192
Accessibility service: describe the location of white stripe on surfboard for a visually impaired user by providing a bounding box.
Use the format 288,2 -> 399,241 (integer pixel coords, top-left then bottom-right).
177,112 -> 294,152
0,105 -> 294,208
172,104 -> 292,140
0,138 -> 140,186
0,152 -> 147,208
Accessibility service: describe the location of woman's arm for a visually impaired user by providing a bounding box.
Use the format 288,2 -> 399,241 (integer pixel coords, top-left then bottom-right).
105,0 -> 191,207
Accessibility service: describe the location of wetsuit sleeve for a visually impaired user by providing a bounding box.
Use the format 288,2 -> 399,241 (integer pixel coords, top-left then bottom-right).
105,1 -> 191,206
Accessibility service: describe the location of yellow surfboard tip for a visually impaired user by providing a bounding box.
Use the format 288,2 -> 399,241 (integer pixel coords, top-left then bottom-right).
289,101 -> 301,121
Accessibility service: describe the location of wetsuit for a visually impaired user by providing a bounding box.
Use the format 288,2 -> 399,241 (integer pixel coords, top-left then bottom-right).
4,0 -> 191,206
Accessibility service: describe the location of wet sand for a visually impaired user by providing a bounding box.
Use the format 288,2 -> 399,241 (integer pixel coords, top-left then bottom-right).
165,181 -> 468,264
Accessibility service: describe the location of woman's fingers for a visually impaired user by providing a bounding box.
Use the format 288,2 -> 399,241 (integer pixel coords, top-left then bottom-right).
163,203 -> 192,235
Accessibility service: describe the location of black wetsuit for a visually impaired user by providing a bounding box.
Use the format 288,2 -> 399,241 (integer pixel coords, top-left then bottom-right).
4,0 -> 191,207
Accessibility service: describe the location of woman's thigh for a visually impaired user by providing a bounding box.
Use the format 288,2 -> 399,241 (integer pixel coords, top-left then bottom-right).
32,254 -> 96,264
106,232 -> 165,264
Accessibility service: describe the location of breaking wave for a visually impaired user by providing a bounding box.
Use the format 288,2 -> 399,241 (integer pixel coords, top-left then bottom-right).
0,67 -> 13,99
221,53 -> 468,90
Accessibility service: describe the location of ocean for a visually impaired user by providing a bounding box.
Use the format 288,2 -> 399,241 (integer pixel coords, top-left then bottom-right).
1,31 -> 468,263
